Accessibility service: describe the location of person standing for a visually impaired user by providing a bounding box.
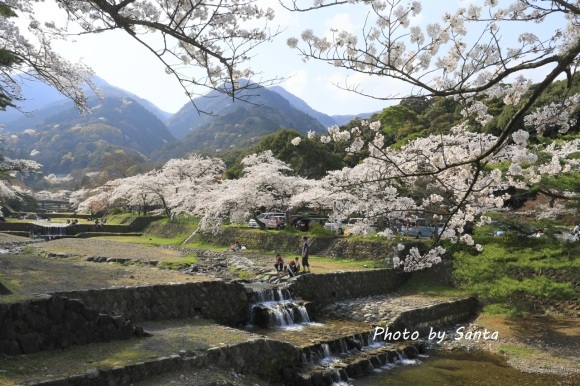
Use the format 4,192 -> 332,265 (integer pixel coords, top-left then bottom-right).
301,236 -> 311,273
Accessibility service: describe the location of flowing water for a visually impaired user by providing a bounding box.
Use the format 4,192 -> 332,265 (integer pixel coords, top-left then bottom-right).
351,349 -> 578,385
247,288 -> 313,328
243,289 -> 578,385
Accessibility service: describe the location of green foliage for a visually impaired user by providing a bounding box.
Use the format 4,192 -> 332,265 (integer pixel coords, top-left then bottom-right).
376,105 -> 422,145
222,129 -> 346,179
453,235 -> 579,314
421,96 -> 463,133
307,222 -> 334,236
399,96 -> 433,114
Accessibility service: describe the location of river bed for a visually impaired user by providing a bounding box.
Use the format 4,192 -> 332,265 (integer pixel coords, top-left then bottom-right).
351,349 -> 579,385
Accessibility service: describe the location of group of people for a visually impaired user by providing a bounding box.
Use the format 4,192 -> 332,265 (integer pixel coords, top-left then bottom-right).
229,240 -> 245,252
274,236 -> 311,277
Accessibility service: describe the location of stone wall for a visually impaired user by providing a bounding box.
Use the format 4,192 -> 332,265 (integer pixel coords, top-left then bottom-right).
54,281 -> 250,326
0,216 -> 160,236
0,294 -> 145,356
21,338 -> 302,386
389,297 -> 479,335
194,228 -> 305,254
194,228 -> 435,263
324,239 -> 428,261
289,270 -> 410,305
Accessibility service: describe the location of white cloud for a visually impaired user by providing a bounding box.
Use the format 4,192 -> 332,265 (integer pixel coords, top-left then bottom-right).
324,13 -> 355,35
285,70 -> 309,97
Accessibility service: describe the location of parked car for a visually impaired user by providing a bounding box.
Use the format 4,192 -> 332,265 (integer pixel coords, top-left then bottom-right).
324,218 -> 347,234
262,214 -> 286,229
401,218 -> 436,238
295,217 -> 328,231
344,218 -> 378,235
248,212 -> 286,229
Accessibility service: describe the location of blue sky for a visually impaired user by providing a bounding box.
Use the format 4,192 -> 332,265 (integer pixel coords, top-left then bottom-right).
35,1 -> 566,116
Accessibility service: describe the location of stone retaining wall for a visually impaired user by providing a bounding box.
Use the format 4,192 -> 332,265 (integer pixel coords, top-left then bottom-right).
54,281 -> 250,326
194,229 -> 435,262
0,216 -> 160,235
289,269 -> 410,305
389,297 -> 479,335
0,294 -> 145,356
21,338 -> 301,386
194,228 -> 305,254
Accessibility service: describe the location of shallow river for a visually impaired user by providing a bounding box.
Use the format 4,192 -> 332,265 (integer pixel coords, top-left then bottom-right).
352,349 -> 578,385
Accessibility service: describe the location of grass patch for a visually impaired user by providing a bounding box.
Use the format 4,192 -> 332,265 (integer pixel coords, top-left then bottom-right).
483,303 -> 524,317
0,319 -> 255,386
142,218 -> 198,244
398,270 -> 465,298
138,234 -> 190,245
157,255 -> 199,270
102,214 -> 142,225
303,256 -> 387,273
184,240 -> 233,251
92,235 -> 159,244
498,344 -> 534,357
228,267 -> 255,280
452,234 -> 579,315
0,294 -> 39,304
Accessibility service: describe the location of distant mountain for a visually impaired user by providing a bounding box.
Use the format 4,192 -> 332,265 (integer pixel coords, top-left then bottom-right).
332,112 -> 380,126
7,96 -> 174,175
2,76 -> 381,179
0,79 -> 67,126
167,81 -> 326,141
0,77 -> 171,132
268,86 -> 337,128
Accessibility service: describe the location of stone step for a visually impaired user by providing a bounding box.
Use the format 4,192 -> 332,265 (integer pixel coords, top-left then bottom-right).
308,237 -> 339,257
288,341 -> 426,385
0,318 -> 268,385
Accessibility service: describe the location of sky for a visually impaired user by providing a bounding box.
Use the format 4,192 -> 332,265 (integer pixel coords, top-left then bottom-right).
30,1 -> 566,116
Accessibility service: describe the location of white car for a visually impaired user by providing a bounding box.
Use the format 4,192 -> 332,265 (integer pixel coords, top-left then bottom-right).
325,218 -> 377,235
324,219 -> 347,234
248,213 -> 286,229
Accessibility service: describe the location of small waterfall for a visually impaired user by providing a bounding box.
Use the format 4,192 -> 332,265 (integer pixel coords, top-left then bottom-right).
31,223 -> 69,240
322,343 -> 332,358
250,288 -> 291,303
247,288 -> 312,328
338,339 -> 350,354
296,343 -> 423,384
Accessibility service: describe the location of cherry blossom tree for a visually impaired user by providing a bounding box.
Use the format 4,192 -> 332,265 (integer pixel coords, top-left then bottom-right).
194,150 -> 312,233
285,0 -> 580,270
72,154 -> 224,217
1,1 -> 97,113
157,155 -> 225,217
0,136 -> 41,201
